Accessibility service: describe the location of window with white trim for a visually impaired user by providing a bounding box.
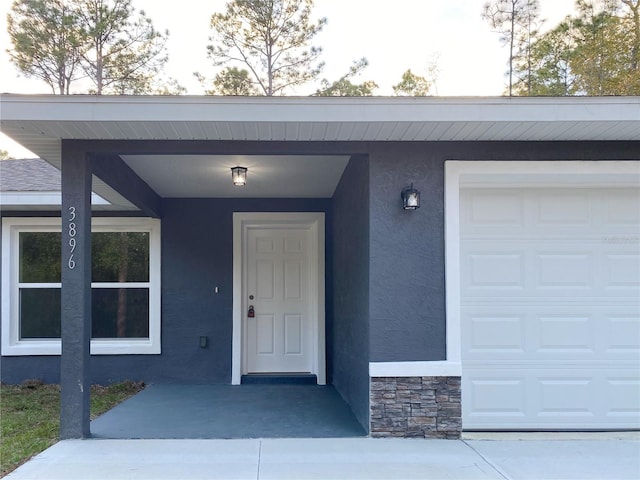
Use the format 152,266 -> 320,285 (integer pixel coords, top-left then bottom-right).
2,218 -> 161,355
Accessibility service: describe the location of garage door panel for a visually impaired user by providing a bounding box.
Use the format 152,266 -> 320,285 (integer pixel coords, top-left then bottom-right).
464,306 -> 639,362
467,315 -> 526,354
603,253 -> 640,289
537,315 -> 593,353
467,253 -> 524,289
605,316 -> 640,354
604,189 -> 640,225
607,378 -> 640,416
465,376 -> 527,416
537,377 -> 594,417
464,191 -> 525,226
461,246 -> 616,297
463,246 -> 638,297
536,253 -> 592,289
536,191 -> 591,226
461,186 -> 640,430
463,367 -> 640,429
463,187 -> 640,234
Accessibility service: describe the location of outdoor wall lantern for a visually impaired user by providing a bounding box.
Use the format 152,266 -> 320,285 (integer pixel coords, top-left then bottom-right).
401,183 -> 420,210
231,166 -> 248,186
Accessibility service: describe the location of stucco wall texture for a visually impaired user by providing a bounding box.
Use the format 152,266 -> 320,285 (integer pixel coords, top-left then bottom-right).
332,155 -> 371,430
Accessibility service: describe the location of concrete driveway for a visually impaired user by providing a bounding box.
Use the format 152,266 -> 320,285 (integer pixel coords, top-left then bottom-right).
5,436 -> 640,480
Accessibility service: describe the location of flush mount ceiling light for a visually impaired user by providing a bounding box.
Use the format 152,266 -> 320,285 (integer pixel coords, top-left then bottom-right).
231,166 -> 248,186
401,183 -> 420,210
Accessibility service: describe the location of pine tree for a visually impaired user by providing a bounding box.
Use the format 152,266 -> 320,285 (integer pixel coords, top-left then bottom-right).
205,0 -> 326,96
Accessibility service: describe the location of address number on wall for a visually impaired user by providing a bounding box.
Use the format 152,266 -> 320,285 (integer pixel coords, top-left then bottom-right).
67,206 -> 77,270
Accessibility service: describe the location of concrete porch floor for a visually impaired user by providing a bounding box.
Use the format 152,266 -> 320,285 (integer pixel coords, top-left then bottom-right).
90,384 -> 366,439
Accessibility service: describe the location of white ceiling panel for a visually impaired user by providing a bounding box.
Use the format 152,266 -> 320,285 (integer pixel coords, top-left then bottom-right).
122,154 -> 350,198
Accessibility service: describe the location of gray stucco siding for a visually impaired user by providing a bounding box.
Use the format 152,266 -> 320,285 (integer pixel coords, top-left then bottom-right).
368,146 -> 446,362
331,155 -> 371,430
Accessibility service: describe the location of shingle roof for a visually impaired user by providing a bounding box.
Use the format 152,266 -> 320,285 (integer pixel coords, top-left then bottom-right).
0,158 -> 60,192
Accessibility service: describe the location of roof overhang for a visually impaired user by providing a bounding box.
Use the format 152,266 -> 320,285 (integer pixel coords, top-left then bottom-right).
2,95 -> 639,148
0,191 -> 110,211
1,94 -> 638,207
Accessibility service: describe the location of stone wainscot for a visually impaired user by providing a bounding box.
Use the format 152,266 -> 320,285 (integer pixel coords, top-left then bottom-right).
370,376 -> 461,439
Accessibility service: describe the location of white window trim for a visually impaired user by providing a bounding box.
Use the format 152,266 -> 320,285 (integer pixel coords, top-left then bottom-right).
369,361 -> 462,377
1,217 -> 161,356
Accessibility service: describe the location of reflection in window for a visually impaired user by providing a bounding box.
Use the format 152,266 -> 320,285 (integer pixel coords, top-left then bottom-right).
17,230 -> 152,340
19,232 -> 61,283
20,288 -> 61,339
92,288 -> 149,338
92,232 -> 149,282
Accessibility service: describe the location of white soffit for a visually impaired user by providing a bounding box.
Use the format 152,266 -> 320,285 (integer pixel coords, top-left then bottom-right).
2,95 -> 639,153
0,192 -> 112,211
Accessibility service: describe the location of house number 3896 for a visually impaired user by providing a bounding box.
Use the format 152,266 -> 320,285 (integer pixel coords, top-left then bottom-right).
67,206 -> 77,270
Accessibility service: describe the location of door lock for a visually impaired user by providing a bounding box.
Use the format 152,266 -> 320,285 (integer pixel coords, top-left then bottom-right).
247,305 -> 255,318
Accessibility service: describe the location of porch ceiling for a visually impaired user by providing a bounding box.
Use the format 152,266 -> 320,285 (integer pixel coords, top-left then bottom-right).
121,154 -> 349,198
1,94 -> 638,207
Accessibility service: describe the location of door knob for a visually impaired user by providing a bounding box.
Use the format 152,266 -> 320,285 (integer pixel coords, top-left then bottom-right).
247,305 -> 255,318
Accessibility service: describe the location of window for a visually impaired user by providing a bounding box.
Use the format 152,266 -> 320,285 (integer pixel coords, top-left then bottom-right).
2,218 -> 161,355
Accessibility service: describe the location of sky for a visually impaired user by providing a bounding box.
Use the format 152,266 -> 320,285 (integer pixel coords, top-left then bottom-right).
0,0 -> 578,157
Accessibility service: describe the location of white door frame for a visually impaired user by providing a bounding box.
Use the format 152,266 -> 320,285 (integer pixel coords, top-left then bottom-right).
232,212 -> 326,385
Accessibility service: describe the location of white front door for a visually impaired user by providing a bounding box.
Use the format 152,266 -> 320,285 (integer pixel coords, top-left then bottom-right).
245,226 -> 312,373
232,212 -> 326,384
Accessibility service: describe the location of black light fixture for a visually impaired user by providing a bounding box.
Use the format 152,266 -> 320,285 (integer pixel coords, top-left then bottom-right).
231,166 -> 248,186
401,183 -> 420,210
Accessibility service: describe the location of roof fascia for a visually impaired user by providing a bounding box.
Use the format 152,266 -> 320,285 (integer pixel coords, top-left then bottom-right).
2,94 -> 639,124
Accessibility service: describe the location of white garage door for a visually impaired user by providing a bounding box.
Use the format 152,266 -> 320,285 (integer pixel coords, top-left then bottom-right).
461,187 -> 640,430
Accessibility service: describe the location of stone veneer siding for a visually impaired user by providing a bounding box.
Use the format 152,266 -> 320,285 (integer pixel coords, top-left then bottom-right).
370,376 -> 462,439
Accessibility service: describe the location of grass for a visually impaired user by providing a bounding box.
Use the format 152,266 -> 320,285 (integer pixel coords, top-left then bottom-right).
0,380 -> 144,477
